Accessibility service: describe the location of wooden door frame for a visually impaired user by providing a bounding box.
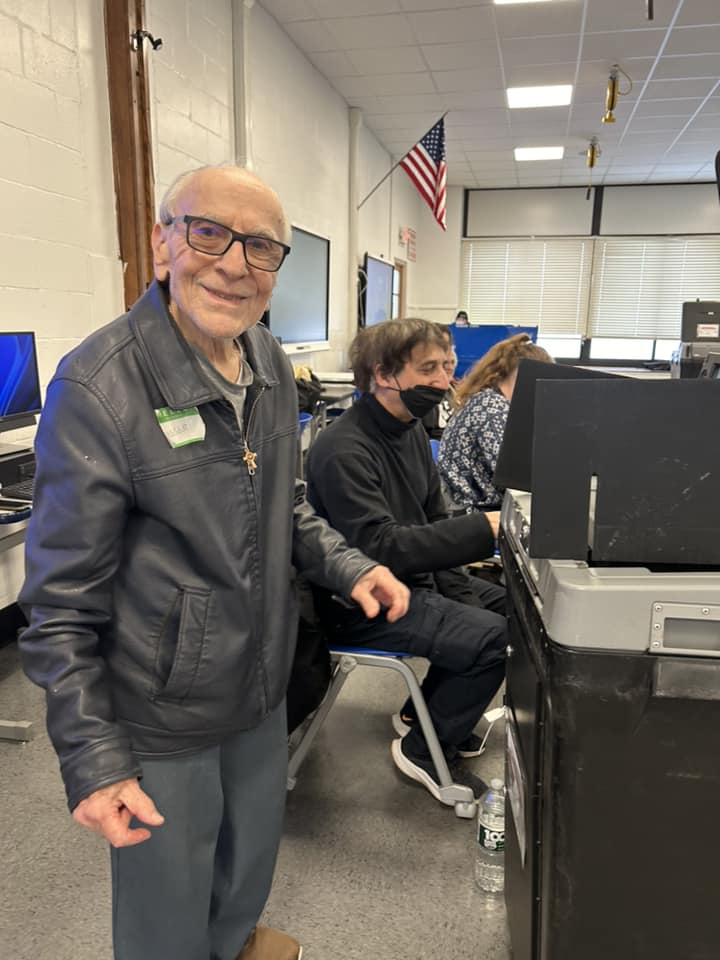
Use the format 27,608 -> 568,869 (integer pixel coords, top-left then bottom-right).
104,0 -> 156,309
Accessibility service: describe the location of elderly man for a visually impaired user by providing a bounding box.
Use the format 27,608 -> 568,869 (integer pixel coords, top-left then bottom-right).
19,165 -> 408,960
306,318 -> 506,806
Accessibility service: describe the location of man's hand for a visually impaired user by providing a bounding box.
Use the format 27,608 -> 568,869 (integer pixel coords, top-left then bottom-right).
72,777 -> 164,848
485,511 -> 501,540
350,565 -> 410,623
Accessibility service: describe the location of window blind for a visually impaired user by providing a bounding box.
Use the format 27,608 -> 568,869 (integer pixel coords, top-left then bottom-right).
460,238 -> 593,335
588,236 -> 720,338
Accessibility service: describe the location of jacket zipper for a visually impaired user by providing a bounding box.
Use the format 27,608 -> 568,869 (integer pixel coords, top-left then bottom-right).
242,385 -> 266,475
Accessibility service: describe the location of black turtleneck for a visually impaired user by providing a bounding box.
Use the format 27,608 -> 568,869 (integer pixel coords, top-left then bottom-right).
305,392 -> 495,593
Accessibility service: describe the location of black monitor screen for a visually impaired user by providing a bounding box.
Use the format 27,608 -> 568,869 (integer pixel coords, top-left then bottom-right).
363,255 -> 393,327
268,227 -> 329,345
0,332 -> 42,418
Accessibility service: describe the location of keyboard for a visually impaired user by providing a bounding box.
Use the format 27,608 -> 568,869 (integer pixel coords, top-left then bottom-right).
1,477 -> 35,501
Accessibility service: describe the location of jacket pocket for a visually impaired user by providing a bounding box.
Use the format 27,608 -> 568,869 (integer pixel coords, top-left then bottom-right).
151,587 -> 211,701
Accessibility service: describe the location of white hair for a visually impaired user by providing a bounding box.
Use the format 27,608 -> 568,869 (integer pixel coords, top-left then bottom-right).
157,164 -> 291,244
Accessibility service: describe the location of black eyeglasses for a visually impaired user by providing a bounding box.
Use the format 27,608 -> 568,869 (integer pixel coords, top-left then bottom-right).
169,215 -> 291,272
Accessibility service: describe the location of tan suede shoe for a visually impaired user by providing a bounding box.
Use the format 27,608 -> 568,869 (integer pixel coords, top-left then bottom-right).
238,925 -> 303,960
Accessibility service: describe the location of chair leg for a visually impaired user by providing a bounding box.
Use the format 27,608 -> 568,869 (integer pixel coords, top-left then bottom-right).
332,653 -> 477,818
287,655 -> 355,790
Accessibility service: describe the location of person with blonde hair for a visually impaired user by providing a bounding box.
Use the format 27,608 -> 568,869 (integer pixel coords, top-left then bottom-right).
438,333 -> 552,511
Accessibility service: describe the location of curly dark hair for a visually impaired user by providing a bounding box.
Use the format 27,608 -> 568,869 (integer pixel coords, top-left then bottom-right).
349,318 -> 450,393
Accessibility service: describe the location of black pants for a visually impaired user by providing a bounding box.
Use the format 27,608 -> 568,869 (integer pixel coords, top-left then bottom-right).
328,581 -> 507,760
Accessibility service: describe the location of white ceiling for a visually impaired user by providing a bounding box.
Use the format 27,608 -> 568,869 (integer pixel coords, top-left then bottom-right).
257,0 -> 720,188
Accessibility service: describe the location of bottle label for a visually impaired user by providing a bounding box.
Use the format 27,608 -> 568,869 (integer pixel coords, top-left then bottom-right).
478,823 -> 505,852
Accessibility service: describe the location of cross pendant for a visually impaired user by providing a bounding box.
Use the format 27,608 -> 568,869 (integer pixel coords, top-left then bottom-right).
243,447 -> 258,475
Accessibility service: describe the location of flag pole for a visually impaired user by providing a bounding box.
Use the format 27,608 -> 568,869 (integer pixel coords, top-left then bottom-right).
357,112 -> 448,211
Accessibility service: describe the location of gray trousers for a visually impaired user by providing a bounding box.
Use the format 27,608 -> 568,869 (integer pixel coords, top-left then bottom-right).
111,701 -> 288,960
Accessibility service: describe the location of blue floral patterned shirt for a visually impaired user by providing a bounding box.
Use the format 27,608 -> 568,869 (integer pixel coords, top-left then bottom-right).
437,388 -> 509,511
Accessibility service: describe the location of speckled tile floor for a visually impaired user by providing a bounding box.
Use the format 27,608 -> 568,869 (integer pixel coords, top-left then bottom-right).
0,641 -> 510,960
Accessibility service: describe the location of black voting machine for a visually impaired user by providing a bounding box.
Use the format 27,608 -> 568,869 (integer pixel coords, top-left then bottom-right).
495,360 -> 720,960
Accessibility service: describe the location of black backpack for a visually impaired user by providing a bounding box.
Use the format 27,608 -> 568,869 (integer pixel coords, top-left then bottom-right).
286,577 -> 332,734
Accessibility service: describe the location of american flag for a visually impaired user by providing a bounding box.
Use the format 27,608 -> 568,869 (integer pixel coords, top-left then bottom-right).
400,118 -> 447,231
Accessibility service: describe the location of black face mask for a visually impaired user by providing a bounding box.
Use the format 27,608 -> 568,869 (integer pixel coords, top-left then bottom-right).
396,384 -> 447,419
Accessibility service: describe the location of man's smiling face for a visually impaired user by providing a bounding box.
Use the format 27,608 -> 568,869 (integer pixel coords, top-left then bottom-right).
151,168 -> 286,343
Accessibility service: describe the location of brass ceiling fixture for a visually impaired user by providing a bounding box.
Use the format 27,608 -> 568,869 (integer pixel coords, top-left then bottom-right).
602,64 -> 633,124
585,137 -> 601,200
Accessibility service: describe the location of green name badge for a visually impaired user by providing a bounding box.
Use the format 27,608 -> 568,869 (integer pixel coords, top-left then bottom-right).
155,406 -> 206,448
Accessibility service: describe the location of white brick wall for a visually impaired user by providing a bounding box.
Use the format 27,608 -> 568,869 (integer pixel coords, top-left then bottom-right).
0,0 -> 123,451
146,0 -> 235,209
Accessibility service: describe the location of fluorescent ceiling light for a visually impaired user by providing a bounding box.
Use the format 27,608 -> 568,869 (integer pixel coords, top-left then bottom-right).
515,146 -> 565,161
507,85 -> 573,109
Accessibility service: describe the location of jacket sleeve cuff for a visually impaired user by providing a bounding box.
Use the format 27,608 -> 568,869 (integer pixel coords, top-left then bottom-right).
61,736 -> 143,812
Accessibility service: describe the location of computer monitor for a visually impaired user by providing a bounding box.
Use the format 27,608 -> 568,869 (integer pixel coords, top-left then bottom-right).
0,332 -> 42,450
699,351 -> 720,380
494,360 -> 625,493
267,226 -> 329,349
361,254 -> 393,327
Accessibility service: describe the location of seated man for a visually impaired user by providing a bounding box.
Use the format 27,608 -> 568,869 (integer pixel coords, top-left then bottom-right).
306,318 -> 506,803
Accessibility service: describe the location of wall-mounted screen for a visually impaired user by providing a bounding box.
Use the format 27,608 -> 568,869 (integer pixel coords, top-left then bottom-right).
0,332 -> 42,429
362,254 -> 394,327
268,226 -> 329,346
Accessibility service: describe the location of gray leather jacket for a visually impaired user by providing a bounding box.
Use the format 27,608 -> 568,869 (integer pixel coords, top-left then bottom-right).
19,282 -> 375,811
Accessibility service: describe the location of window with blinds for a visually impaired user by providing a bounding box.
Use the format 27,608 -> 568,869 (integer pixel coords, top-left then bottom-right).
461,235 -> 720,343
588,236 -> 720,338
460,238 -> 593,335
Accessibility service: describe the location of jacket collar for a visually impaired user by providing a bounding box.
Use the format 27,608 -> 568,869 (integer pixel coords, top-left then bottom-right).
128,281 -> 280,409
357,391 -> 418,437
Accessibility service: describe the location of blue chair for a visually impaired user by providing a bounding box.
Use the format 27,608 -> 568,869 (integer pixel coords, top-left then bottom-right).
429,438 -> 440,462
287,645 -> 502,819
297,413 -> 314,478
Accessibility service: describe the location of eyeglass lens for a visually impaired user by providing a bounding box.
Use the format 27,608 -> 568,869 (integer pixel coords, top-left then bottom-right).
186,218 -> 285,270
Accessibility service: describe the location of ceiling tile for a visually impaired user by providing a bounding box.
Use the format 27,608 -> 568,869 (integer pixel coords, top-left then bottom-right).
504,61 -> 577,88
652,53 -> 720,80
431,68 -> 505,94
441,90 -> 508,111
420,40 -> 500,72
628,115 -> 692,131
585,0 -> 677,32
634,97 -> 703,117
323,14 -> 415,49
333,73 -> 435,98
363,93 -> 445,114
676,0 -> 720,28
665,24 -> 720,55
407,6 -> 496,45
645,77 -> 717,98
501,34 -> 581,67
582,29 -> 666,61
495,2 -> 584,38
346,46 -> 427,74
308,0 -> 402,16
365,112 -> 438,130
259,0 -> 317,22
283,19 -> 339,52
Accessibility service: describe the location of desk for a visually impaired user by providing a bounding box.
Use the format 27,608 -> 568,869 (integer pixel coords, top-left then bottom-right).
0,518 -> 33,742
319,384 -> 356,405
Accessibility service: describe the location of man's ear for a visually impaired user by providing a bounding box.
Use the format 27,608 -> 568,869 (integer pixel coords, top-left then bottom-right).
151,222 -> 170,282
373,363 -> 393,390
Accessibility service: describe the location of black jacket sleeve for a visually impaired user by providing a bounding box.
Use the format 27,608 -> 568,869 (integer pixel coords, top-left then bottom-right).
307,438 -> 496,581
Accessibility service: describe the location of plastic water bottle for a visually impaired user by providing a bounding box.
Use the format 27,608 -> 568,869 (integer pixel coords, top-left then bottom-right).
475,778 -> 505,894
